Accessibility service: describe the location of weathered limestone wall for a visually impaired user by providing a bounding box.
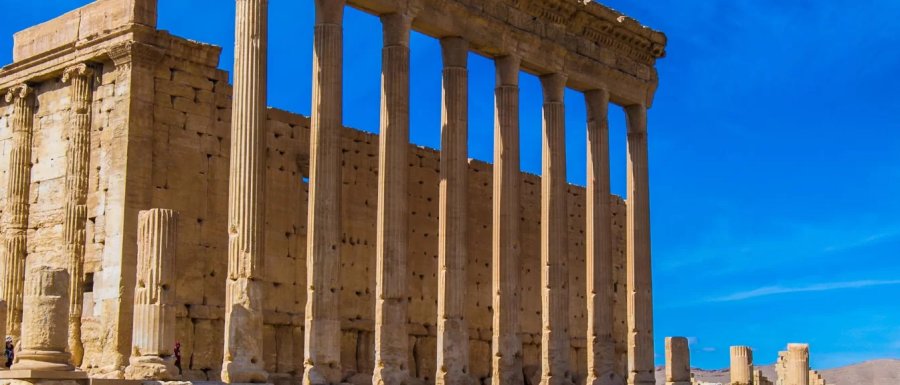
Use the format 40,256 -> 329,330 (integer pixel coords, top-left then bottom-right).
0,1 -> 629,382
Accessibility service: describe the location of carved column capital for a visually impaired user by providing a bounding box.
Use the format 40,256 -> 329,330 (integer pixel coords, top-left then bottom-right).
540,73 -> 567,103
314,0 -> 345,25
107,41 -> 164,71
4,84 -> 32,103
495,54 -> 521,87
61,63 -> 95,83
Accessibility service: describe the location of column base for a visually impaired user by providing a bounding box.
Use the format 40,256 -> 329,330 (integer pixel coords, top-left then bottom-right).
587,372 -> 625,385
10,350 -> 75,372
0,369 -> 87,380
124,356 -> 179,381
302,363 -> 342,385
220,362 -> 268,384
372,366 -> 409,385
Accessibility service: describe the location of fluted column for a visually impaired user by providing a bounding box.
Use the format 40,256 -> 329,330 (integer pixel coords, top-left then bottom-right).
436,36 -> 470,385
13,266 -> 74,371
304,1 -> 345,384
784,344 -> 809,385
539,73 -> 571,385
1,84 -> 34,344
584,89 -> 618,385
222,0 -> 268,382
664,337 -> 690,385
625,104 -> 653,385
730,346 -> 753,385
125,209 -> 179,380
491,54 -> 524,385
373,11 -> 413,385
60,64 -> 94,367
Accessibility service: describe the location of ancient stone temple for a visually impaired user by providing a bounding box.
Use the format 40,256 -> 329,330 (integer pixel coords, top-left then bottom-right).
0,0 -> 665,385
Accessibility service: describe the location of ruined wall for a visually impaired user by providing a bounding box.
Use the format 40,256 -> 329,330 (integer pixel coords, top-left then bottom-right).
1,9 -> 628,385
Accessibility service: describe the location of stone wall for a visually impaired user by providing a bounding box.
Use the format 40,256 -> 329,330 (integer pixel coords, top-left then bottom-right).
1,6 -> 628,384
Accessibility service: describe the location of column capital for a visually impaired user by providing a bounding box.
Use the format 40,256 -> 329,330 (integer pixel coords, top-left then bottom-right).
107,41 -> 164,71
4,84 -> 32,103
625,103 -> 647,134
584,88 -> 609,122
314,0 -> 345,25
440,37 -> 468,69
495,55 -> 521,87
62,63 -> 95,83
540,73 -> 567,104
381,12 -> 413,47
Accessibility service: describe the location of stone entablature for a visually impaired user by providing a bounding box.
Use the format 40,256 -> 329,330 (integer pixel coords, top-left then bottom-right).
347,0 -> 666,106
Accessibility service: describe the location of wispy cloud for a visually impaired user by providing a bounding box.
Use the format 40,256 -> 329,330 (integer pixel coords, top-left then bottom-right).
709,280 -> 900,302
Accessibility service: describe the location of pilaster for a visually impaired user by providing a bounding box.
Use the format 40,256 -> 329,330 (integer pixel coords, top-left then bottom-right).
1,83 -> 34,344
61,63 -> 95,368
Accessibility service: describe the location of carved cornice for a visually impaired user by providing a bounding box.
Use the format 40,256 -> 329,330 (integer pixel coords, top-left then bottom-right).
514,0 -> 666,62
107,41 -> 164,70
4,84 -> 32,103
61,63 -> 95,83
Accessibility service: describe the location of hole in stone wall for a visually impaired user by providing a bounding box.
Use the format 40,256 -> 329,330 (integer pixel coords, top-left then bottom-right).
84,273 -> 94,293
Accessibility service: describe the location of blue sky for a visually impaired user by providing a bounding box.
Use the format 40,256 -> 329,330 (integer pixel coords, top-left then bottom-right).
2,0 -> 899,371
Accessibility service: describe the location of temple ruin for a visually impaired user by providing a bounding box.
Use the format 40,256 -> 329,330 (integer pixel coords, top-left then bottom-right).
664,340 -> 826,385
0,0 -> 666,384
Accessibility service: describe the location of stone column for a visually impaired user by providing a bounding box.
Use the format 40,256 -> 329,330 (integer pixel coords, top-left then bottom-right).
584,89 -> 618,385
12,266 -> 73,371
625,104 -> 653,385
125,209 -> 178,380
784,344 -> 809,385
664,337 -> 690,385
754,370 -> 772,385
222,0 -> 268,382
729,346 -> 753,385
304,1 -> 345,384
1,84 -> 34,343
436,36 -> 471,385
60,64 -> 94,367
491,55 -> 524,385
373,11 -> 413,385
539,73 -> 571,385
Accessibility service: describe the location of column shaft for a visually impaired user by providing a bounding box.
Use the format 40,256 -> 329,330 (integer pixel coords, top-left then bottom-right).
304,1 -> 345,384
436,36 -> 471,385
491,55 -> 524,385
584,89 -> 618,385
223,0 -> 268,382
730,346 -> 753,385
784,344 -> 809,385
62,64 -> 94,367
625,104 -> 653,385
664,337 -> 691,385
13,266 -> 74,371
539,73 -> 571,385
373,12 -> 412,385
1,84 -> 34,343
125,209 -> 179,380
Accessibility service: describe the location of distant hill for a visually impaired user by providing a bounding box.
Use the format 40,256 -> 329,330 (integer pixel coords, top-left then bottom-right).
654,358 -> 900,385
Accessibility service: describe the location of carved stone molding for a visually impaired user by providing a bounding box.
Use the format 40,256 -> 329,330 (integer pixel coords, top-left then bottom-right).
107,41 -> 164,71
